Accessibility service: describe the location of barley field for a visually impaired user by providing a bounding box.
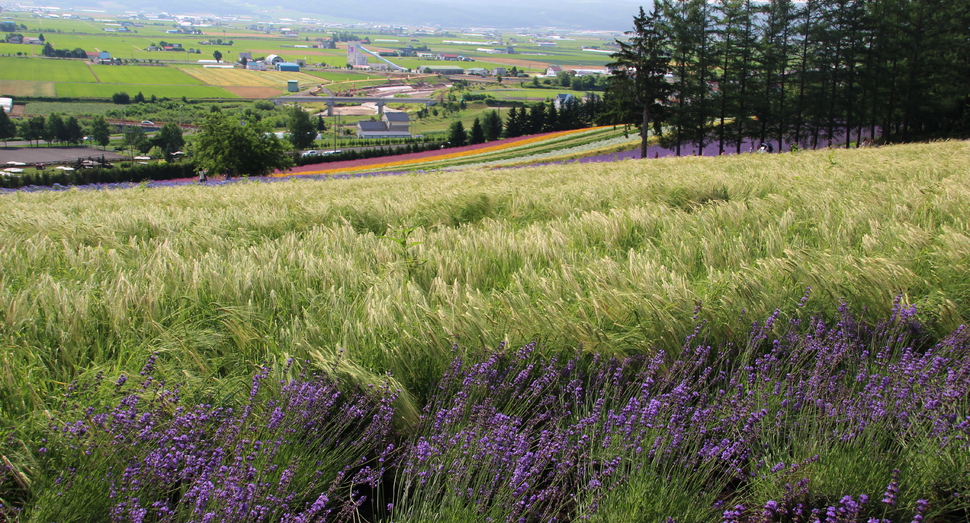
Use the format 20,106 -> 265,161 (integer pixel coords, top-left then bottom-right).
1,142 -> 969,521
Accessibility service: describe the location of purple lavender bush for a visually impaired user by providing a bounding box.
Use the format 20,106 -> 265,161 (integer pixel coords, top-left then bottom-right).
386,301 -> 970,523
27,358 -> 397,522
7,298 -> 970,522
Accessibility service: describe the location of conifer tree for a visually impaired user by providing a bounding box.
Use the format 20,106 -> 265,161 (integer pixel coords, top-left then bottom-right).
504,106 -> 523,138
608,5 -> 672,158
469,117 -> 485,144
482,110 -> 503,141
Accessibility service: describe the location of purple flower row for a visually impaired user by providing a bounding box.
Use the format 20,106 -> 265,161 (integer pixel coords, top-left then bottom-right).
11,297 -> 970,522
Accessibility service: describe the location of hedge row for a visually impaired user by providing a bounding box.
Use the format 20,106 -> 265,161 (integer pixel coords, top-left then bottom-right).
0,161 -> 198,189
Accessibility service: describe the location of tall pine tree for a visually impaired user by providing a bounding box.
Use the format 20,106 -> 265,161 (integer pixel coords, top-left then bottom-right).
608,5 -> 672,159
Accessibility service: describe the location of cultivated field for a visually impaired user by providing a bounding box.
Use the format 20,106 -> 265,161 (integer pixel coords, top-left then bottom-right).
178,66 -> 325,88
302,71 -> 387,83
91,64 -> 206,85
53,82 -> 236,99
0,79 -> 57,97
0,57 -> 96,83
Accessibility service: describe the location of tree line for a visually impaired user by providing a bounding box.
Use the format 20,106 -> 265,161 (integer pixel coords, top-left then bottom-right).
605,0 -> 970,157
445,96 -> 607,147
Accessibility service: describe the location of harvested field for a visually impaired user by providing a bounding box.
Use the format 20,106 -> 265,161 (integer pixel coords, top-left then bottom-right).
224,86 -> 284,98
0,80 -> 56,97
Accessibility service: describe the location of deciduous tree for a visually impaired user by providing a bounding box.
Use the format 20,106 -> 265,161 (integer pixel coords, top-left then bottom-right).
0,108 -> 16,146
89,116 -> 111,149
285,105 -> 317,151
64,116 -> 83,145
46,113 -> 66,144
192,111 -> 293,176
152,123 -> 184,159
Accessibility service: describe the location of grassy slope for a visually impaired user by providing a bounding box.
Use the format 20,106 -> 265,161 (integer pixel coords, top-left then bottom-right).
2,141 -> 969,425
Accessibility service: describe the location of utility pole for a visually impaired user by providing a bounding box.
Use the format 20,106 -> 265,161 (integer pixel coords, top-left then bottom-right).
333,113 -> 339,152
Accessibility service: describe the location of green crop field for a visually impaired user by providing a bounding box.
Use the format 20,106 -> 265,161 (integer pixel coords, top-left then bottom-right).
0,56 -> 97,82
91,64 -> 206,85
485,86 -> 595,100
303,71 -> 386,83
22,101 -> 117,116
54,82 -> 236,99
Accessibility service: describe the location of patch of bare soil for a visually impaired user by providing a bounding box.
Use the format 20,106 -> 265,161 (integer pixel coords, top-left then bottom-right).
224,86 -> 284,99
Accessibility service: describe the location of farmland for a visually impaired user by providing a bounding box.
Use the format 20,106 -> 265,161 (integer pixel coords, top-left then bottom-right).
0,56 -> 96,82
178,66 -> 324,88
0,12 -> 617,109
54,82 -> 236,99
92,64 -> 205,85
2,142 -> 970,521
0,79 -> 57,97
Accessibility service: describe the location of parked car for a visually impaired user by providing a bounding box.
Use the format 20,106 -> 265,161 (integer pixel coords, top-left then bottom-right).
141,120 -> 155,125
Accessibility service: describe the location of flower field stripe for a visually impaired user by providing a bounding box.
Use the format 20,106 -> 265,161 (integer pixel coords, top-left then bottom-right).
277,126 -> 612,177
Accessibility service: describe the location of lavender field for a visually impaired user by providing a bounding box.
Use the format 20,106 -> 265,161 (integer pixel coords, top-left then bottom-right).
1,141 -> 969,521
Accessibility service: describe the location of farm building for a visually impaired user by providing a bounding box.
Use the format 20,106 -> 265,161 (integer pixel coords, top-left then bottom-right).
420,65 -> 464,75
356,112 -> 411,139
276,62 -> 300,72
0,97 -> 12,113
553,93 -> 575,109
265,54 -> 285,65
465,68 -> 489,76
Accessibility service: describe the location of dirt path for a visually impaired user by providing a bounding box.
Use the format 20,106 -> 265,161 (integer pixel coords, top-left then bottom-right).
86,62 -> 101,83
